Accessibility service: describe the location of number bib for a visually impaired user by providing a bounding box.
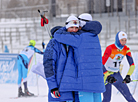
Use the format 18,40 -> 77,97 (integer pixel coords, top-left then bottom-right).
105,54 -> 124,72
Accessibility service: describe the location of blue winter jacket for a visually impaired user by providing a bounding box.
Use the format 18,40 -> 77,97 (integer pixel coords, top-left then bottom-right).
54,21 -> 106,93
43,39 -> 74,101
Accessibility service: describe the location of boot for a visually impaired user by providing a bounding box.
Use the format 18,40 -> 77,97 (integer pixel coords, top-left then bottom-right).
24,88 -> 34,97
18,87 -> 25,97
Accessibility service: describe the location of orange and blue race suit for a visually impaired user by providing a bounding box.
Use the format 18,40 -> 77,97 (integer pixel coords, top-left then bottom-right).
103,44 -> 135,82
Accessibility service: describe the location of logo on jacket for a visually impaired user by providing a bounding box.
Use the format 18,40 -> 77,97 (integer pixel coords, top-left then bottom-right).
116,56 -> 121,60
114,54 -> 124,61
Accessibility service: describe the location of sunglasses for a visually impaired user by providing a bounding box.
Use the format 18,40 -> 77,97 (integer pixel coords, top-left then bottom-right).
65,20 -> 79,25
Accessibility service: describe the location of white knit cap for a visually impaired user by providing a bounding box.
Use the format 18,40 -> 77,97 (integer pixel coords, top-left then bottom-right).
118,31 -> 127,40
65,15 -> 79,29
78,13 -> 92,27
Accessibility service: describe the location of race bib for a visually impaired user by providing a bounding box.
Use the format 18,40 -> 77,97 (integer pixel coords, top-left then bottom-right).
105,54 -> 124,72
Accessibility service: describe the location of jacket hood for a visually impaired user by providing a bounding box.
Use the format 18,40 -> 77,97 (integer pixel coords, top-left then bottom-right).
81,21 -> 102,34
51,26 -> 62,38
115,31 -> 124,50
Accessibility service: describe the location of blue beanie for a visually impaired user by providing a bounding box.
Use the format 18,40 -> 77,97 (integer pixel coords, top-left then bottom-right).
50,26 -> 62,38
115,31 -> 126,50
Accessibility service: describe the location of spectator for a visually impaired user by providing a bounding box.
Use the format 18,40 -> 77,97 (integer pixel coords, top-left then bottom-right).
54,15 -> 105,102
43,25 -> 79,102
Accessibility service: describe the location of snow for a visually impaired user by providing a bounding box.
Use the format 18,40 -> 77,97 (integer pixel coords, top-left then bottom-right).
0,81 -> 138,102
0,53 -> 138,102
0,77 -> 49,102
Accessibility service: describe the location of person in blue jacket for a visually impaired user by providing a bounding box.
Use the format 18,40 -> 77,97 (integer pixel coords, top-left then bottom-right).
54,15 -> 105,102
43,25 -> 79,102
17,40 -> 43,97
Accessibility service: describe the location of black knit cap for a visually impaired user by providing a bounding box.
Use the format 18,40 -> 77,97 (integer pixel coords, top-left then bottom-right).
50,26 -> 62,38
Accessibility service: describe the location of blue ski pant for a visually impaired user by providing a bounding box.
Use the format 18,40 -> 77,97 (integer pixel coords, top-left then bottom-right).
102,72 -> 136,102
79,91 -> 101,102
17,55 -> 29,86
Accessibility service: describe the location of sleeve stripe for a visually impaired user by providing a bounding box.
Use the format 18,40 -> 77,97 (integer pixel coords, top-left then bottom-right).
127,49 -> 131,53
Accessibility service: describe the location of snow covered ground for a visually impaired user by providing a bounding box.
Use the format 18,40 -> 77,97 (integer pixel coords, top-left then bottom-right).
0,77 -> 49,102
0,53 -> 138,102
0,81 -> 138,102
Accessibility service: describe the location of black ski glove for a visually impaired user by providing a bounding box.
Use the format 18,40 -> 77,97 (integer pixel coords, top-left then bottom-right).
51,88 -> 60,98
107,76 -> 117,84
42,42 -> 45,49
123,75 -> 131,83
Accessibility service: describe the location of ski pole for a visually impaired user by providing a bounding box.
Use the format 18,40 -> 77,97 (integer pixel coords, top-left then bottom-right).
105,82 -> 108,85
38,9 -> 51,38
122,79 -> 138,83
131,80 -> 138,82
34,53 -> 39,96
132,76 -> 138,95
28,54 -> 35,75
44,24 -> 51,38
36,74 -> 39,96
38,9 -> 48,19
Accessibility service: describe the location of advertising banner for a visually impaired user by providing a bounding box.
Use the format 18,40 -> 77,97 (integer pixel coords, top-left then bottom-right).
0,53 -> 44,86
0,53 -> 18,84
